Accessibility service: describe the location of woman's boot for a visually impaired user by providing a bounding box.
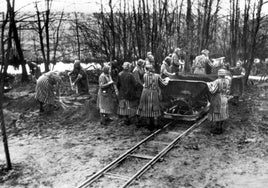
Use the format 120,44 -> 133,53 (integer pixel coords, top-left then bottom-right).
148,118 -> 154,131
154,117 -> 160,129
100,114 -> 107,125
39,101 -> 44,113
219,121 -> 225,133
211,122 -> 222,134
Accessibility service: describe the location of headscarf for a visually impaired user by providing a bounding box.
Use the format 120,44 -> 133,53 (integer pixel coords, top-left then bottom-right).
145,64 -> 154,72
201,49 -> 209,56
164,56 -> 172,65
74,60 -> 81,70
218,68 -> 227,76
45,71 -> 62,85
102,65 -> 110,74
174,48 -> 181,55
147,55 -> 154,62
137,59 -> 145,66
122,62 -> 131,70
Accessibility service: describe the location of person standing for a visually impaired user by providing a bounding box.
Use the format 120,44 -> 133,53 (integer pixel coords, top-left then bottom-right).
145,53 -> 155,71
97,65 -> 117,125
28,61 -> 41,82
170,48 -> 185,74
230,60 -> 245,105
192,49 -> 212,75
110,59 -> 119,84
137,64 -> 168,130
117,62 -> 138,125
207,69 -> 231,134
35,71 -> 62,113
160,56 -> 175,78
133,59 -> 145,98
69,60 -> 89,95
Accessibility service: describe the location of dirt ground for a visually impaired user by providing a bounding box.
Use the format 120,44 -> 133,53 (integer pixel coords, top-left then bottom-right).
0,77 -> 268,188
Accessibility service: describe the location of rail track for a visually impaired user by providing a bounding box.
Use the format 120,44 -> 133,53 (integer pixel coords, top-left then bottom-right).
76,115 -> 208,188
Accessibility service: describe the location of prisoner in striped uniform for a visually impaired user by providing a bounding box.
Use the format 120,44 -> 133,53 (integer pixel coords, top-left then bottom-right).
117,62 -> 138,125
207,68 -> 231,134
137,64 -> 168,129
35,71 -> 62,113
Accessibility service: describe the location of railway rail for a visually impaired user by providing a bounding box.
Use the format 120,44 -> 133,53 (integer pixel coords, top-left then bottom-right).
76,115 -> 208,188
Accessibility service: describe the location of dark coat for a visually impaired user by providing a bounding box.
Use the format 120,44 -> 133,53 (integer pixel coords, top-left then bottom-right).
117,70 -> 137,101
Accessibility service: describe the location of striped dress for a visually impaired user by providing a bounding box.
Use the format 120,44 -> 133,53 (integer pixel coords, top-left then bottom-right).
193,55 -> 210,75
137,72 -> 166,118
35,72 -> 62,104
207,77 -> 231,122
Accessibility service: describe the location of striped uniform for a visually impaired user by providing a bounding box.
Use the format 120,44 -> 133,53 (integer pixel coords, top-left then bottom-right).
207,77 -> 231,122
137,72 -> 165,118
193,54 -> 210,75
117,99 -> 137,117
35,72 -> 62,104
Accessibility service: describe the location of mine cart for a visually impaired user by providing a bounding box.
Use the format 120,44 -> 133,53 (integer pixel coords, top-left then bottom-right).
161,74 -> 217,121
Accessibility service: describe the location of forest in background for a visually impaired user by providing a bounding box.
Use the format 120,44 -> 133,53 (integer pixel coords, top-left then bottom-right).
0,0 -> 268,82
0,0 -> 268,172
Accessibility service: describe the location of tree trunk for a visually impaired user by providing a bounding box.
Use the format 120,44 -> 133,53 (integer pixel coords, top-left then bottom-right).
0,10 -> 12,170
186,0 -> 193,72
245,0 -> 263,84
7,0 -> 28,82
74,12 -> 81,60
45,0 -> 50,71
242,0 -> 250,63
52,11 -> 64,65
0,81 -> 12,170
35,3 -> 46,68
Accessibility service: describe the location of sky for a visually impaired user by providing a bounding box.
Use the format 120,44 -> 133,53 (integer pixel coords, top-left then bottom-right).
0,0 -> 268,15
0,0 -> 103,13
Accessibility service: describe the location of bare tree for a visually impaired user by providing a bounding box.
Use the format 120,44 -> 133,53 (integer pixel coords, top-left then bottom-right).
34,0 -> 52,72
245,0 -> 264,84
0,8 -> 12,171
52,10 -> 64,65
6,0 -> 28,81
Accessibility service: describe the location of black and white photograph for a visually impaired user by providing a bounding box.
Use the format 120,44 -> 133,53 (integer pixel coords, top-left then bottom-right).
0,0 -> 268,187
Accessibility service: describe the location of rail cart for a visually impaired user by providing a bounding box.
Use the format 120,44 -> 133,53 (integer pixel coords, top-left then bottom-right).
161,74 -> 217,121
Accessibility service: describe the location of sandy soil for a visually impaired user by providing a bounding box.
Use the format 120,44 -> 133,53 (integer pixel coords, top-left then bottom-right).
0,78 -> 268,188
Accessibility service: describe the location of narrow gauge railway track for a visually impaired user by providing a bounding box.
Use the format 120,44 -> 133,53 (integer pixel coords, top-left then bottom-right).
76,115 -> 208,188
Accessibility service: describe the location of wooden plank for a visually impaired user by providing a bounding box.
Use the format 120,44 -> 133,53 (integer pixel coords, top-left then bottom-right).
150,140 -> 169,146
129,154 -> 154,160
104,173 -> 131,181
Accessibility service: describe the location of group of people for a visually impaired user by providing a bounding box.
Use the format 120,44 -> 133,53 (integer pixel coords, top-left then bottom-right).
191,49 -> 245,134
34,48 -> 246,133
97,59 -> 169,130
